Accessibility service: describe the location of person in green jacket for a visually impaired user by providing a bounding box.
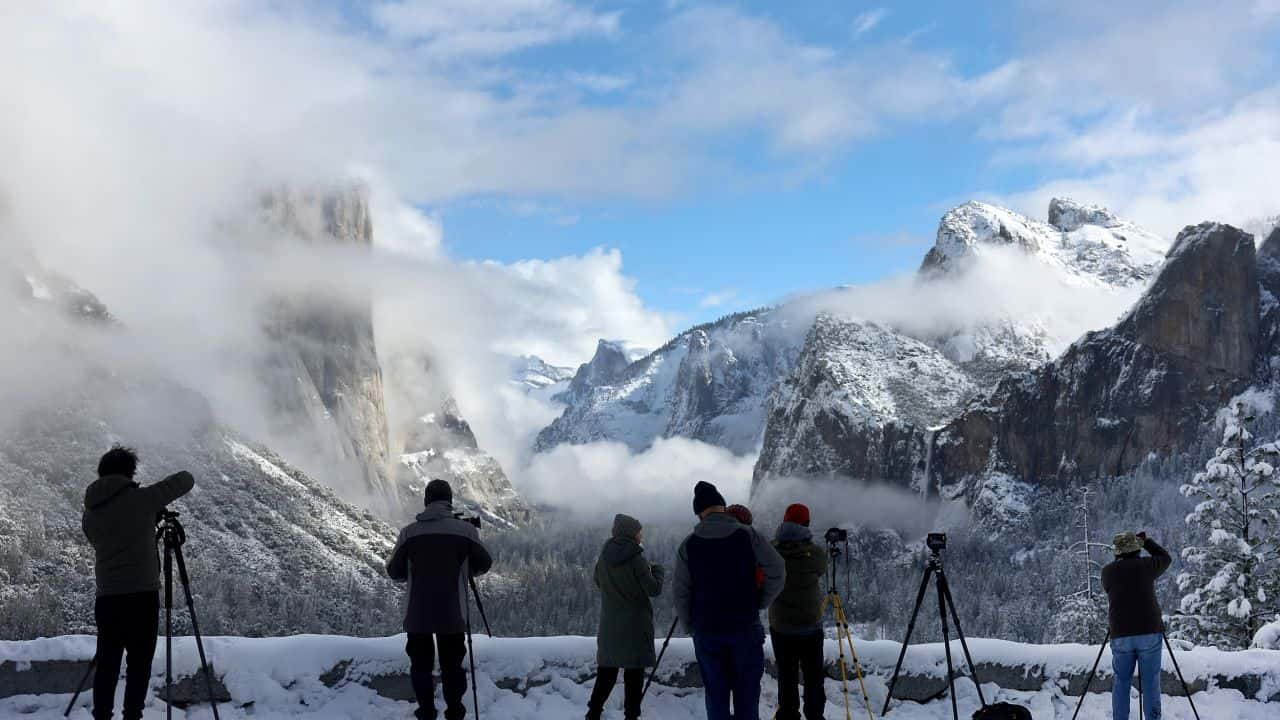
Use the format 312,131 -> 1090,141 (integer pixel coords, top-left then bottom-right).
588,513 -> 665,720
769,504 -> 828,720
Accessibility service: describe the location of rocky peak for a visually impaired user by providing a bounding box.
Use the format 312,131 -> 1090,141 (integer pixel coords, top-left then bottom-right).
1048,197 -> 1121,232
560,339 -> 631,403
1117,222 -> 1258,377
925,221 -> 1260,491
256,186 -> 395,516
920,201 -> 1045,274
918,199 -> 1164,288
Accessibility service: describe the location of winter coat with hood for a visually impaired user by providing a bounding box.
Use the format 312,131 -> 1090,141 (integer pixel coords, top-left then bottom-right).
82,471 -> 195,597
386,500 -> 493,635
674,511 -> 786,635
768,521 -> 827,634
594,527 -> 665,668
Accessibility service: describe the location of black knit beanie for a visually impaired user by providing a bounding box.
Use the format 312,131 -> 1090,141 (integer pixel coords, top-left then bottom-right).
425,478 -> 453,505
692,481 -> 727,516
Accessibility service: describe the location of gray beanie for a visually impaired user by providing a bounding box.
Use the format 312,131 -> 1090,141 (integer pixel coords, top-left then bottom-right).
612,513 -> 642,539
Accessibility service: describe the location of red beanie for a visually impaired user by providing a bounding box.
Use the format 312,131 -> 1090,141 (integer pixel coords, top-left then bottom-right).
783,503 -> 810,527
726,504 -> 753,526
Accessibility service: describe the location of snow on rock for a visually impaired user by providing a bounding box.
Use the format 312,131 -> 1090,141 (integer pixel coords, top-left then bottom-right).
1255,618 -> 1280,650
536,310 -> 803,455
3,634 -> 1279,719
396,401 -> 535,529
753,314 -> 975,492
921,199 -> 1164,288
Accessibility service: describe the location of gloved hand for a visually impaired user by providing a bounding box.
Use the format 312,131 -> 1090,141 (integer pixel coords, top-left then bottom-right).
651,563 -> 666,580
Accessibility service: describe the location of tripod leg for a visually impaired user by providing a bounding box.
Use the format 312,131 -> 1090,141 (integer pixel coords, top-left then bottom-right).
165,543 -> 174,720
937,572 -> 985,707
936,579 -> 959,720
62,654 -> 96,718
1162,633 -> 1201,720
881,566 -> 934,716
833,596 -> 876,720
830,594 -> 853,720
1070,631 -> 1109,720
466,582 -> 481,720
174,545 -> 222,720
642,618 -> 678,701
468,575 -> 494,638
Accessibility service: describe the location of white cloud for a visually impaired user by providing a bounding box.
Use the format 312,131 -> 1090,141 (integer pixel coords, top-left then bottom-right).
698,289 -> 739,309
994,88 -> 1280,238
521,438 -> 757,521
371,0 -> 621,58
853,8 -> 888,35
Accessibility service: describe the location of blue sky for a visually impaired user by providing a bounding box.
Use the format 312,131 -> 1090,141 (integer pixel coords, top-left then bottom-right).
19,1 -> 1277,365
334,0 -> 1280,333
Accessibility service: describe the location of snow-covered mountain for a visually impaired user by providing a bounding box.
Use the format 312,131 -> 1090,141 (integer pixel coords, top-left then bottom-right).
0,254 -> 402,638
921,198 -> 1164,287
752,315 -> 974,489
253,187 -> 397,515
534,311 -> 804,455
510,355 -> 575,393
397,399 -> 535,530
537,198 -> 1164,460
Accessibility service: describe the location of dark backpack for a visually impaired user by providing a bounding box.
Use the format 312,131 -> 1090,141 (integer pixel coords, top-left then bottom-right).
972,703 -> 1032,720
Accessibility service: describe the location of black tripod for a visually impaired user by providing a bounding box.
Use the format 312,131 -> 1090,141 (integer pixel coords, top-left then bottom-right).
464,573 -> 493,720
641,618 -> 678,702
65,512 -> 221,720
1070,630 -> 1201,720
882,535 -> 986,720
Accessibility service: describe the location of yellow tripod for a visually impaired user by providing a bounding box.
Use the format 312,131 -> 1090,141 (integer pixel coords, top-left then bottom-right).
821,589 -> 876,720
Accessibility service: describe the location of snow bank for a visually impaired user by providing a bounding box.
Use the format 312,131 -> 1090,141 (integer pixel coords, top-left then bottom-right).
2,634 -> 1277,719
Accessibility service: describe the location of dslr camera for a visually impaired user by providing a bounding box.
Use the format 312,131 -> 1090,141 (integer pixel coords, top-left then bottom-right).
824,527 -> 849,544
926,532 -> 947,552
453,512 -> 482,530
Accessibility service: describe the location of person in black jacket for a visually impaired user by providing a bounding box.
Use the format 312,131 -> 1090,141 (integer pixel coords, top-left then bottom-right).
1101,531 -> 1172,720
387,479 -> 493,720
82,445 -> 195,720
674,481 -> 785,720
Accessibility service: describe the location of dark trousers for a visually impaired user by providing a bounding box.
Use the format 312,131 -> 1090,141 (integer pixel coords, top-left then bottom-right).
771,629 -> 826,720
586,667 -> 644,719
693,625 -> 766,720
93,591 -> 159,720
407,633 -> 468,720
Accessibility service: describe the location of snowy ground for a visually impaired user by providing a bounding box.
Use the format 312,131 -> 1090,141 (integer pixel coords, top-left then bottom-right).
1,634 -> 1277,719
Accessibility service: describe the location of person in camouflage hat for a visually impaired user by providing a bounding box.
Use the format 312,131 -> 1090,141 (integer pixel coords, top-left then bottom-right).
1102,530 -> 1172,720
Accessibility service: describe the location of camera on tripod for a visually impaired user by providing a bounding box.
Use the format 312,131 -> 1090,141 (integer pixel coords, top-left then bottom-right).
824,527 -> 848,544
926,532 -> 947,553
453,512 -> 481,530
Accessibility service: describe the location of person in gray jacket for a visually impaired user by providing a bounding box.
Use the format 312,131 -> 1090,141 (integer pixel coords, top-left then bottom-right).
386,479 -> 493,720
587,513 -> 665,720
82,445 -> 195,720
674,481 -> 785,720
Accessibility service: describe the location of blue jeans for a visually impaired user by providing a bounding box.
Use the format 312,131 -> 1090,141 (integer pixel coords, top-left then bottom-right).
1111,633 -> 1162,720
693,625 -> 766,720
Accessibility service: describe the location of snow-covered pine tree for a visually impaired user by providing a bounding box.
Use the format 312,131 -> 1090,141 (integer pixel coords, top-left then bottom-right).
1173,403 -> 1280,649
1052,485 -> 1108,642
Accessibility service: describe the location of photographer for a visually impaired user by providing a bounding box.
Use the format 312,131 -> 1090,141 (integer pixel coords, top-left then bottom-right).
769,504 -> 827,720
81,445 -> 194,720
386,479 -> 492,720
586,513 -> 664,720
674,481 -> 785,720
1101,531 -> 1172,720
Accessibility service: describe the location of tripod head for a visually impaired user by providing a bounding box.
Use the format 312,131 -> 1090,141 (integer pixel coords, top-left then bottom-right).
823,527 -> 851,595
155,509 -> 186,548
925,532 -> 947,570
